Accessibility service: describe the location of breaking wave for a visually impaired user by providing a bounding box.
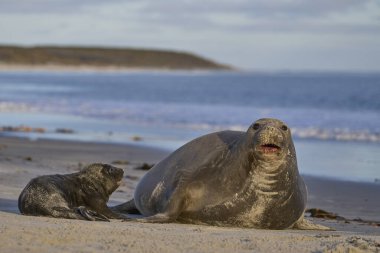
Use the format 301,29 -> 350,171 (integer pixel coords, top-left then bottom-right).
1,100 -> 379,143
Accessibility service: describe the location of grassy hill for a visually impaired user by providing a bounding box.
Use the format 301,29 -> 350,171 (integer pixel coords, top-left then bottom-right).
0,45 -> 231,70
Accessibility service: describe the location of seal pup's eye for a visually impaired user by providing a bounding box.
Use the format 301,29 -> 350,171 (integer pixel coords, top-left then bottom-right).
252,123 -> 260,130
281,125 -> 288,131
107,167 -> 115,174
103,166 -> 115,175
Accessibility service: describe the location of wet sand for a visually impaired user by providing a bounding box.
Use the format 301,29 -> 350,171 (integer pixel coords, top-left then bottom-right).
0,136 -> 379,252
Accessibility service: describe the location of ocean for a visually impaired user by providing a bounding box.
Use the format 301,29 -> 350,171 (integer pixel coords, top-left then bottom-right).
0,70 -> 379,182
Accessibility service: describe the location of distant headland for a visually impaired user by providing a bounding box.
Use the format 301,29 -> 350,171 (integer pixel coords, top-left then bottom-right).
0,45 -> 232,71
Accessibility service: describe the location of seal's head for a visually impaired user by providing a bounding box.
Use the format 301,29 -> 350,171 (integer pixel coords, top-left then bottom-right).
247,118 -> 295,161
81,163 -> 124,195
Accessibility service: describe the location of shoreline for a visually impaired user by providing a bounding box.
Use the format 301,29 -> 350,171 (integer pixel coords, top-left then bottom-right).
0,63 -> 235,73
2,63 -> 380,75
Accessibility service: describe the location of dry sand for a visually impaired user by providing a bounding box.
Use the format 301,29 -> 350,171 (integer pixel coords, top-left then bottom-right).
0,136 -> 379,253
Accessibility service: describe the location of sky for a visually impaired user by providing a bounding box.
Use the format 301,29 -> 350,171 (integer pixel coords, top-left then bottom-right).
0,0 -> 380,72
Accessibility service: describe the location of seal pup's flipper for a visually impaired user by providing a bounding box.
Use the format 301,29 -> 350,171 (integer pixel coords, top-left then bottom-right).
75,206 -> 110,222
111,199 -> 141,214
50,207 -> 88,220
291,217 -> 333,231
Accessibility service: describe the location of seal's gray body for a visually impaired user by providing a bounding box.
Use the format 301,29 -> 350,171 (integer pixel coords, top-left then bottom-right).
19,163 -> 124,221
114,118 -> 327,229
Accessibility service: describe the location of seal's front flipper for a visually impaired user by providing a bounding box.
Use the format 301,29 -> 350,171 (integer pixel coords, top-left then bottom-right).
110,199 -> 140,214
135,213 -> 175,223
76,206 -> 110,222
292,218 -> 333,231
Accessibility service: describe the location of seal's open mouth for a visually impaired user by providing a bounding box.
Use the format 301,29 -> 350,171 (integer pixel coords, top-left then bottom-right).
260,143 -> 281,154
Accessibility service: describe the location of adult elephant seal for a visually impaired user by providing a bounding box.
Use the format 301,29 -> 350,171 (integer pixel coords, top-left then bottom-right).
19,163 -> 124,221
113,118 -> 329,230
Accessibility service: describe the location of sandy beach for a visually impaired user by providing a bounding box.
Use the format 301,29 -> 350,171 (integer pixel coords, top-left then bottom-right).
0,136 -> 379,253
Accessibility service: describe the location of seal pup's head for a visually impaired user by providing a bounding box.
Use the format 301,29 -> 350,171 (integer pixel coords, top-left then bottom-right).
246,118 -> 295,163
80,163 -> 124,195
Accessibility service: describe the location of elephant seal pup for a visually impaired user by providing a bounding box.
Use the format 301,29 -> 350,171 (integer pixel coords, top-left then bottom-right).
19,163 -> 124,221
113,118 -> 329,230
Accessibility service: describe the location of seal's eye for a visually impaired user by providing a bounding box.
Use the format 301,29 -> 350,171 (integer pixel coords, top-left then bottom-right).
281,125 -> 288,131
252,123 -> 260,130
103,166 -> 115,175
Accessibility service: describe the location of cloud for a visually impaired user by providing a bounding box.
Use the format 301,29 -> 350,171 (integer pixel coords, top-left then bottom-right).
140,0 -> 369,17
1,0 -> 376,19
1,0 -> 378,34
135,0 -> 380,33
0,0 -> 379,71
0,0 -> 125,13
